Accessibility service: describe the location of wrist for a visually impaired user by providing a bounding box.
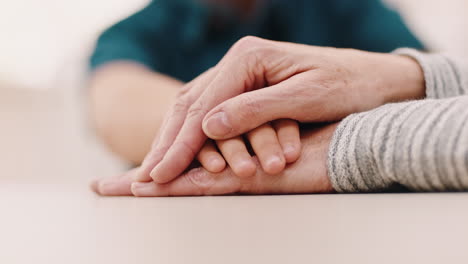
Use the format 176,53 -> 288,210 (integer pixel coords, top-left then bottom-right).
376,52 -> 426,104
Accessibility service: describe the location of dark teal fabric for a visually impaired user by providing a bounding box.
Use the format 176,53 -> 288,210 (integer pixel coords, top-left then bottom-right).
90,0 -> 424,82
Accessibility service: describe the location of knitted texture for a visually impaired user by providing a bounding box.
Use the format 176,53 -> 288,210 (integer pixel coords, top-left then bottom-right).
328,50 -> 468,192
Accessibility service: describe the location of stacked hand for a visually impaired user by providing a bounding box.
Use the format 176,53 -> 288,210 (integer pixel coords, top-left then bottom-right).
92,123 -> 336,196
92,37 -> 425,196
196,119 -> 301,178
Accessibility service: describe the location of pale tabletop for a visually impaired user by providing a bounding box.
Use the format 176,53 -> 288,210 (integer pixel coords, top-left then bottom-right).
1,183 -> 467,264
1,85 -> 468,264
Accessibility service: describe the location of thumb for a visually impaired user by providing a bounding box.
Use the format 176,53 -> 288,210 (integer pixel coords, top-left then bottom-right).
202,81 -> 302,140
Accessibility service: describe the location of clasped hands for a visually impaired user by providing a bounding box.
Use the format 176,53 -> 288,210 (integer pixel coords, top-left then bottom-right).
92,36 -> 425,196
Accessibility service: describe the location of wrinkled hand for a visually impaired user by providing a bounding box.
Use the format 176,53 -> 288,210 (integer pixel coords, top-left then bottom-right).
91,123 -> 338,196
137,36 -> 425,184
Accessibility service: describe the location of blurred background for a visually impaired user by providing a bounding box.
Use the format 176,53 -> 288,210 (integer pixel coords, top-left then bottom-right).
0,0 -> 467,184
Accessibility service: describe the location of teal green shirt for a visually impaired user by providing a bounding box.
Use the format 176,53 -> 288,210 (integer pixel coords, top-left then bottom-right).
90,0 -> 424,82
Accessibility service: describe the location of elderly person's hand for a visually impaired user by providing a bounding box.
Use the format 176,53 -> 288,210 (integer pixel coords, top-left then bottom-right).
137,36 -> 425,184
92,123 -> 338,196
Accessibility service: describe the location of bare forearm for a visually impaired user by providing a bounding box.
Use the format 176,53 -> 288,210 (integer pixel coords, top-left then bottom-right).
89,62 -> 183,164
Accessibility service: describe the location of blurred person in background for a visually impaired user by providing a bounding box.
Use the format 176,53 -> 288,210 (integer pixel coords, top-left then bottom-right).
92,37 -> 468,196
88,0 -> 423,167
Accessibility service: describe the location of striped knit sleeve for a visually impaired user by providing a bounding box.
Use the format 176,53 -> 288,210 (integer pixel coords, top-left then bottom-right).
393,49 -> 468,98
328,96 -> 468,192
328,52 -> 468,192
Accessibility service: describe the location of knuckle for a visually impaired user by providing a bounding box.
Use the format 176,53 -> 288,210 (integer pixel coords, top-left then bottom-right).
230,36 -> 273,58
233,36 -> 264,51
171,97 -> 189,115
186,101 -> 206,119
184,168 -> 215,195
238,94 -> 263,121
176,84 -> 192,98
175,140 -> 199,160
225,37 -> 279,89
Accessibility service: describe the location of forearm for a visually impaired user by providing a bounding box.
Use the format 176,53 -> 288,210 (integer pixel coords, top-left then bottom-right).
394,49 -> 468,98
329,96 -> 468,192
89,62 -> 183,164
328,50 -> 468,192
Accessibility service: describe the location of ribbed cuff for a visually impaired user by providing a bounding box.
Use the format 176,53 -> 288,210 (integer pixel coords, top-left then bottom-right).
327,114 -> 359,193
327,112 -> 383,193
393,48 -> 466,99
327,100 -> 426,193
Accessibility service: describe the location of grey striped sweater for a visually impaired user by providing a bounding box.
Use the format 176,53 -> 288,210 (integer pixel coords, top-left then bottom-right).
328,49 -> 468,192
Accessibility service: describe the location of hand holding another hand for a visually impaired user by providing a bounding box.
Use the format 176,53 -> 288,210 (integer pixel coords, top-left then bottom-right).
197,119 -> 301,178
137,36 -> 425,184
92,123 -> 338,197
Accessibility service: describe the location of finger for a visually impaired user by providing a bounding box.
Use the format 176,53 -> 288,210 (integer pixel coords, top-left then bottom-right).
137,69 -> 216,182
133,124 -> 339,197
149,121 -> 208,184
91,168 -> 138,196
196,140 -> 226,173
148,38 -> 299,183
246,123 -> 286,175
216,136 -> 257,178
130,156 -> 302,197
148,64 -> 251,183
272,119 -> 301,163
134,104 -> 187,182
202,75 -> 309,140
132,167 -> 242,197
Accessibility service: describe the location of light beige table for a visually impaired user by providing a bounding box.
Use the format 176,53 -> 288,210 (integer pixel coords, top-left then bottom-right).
1,183 -> 467,264
1,78 -> 468,264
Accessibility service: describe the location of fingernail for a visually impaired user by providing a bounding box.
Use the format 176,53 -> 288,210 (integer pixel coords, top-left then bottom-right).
141,154 -> 151,166
266,155 -> 283,168
132,167 -> 145,181
90,179 -> 99,194
149,164 -> 160,181
283,144 -> 296,156
235,159 -> 256,178
133,166 -> 153,182
209,157 -> 226,172
203,112 -> 232,138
